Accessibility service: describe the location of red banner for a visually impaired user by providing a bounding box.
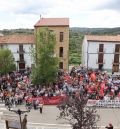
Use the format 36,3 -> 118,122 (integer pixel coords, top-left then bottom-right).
43,96 -> 66,105
26,95 -> 66,105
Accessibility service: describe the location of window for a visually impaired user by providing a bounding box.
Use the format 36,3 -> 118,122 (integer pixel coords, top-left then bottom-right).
59,32 -> 64,42
19,44 -> 23,52
59,47 -> 63,57
114,54 -> 119,63
115,44 -> 120,53
59,62 -> 63,69
20,54 -> 24,61
99,44 -> 104,52
98,53 -> 103,63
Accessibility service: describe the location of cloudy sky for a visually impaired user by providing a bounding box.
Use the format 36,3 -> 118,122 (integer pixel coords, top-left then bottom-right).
0,0 -> 120,29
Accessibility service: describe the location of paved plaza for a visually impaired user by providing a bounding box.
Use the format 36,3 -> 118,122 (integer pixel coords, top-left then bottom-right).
0,103 -> 120,129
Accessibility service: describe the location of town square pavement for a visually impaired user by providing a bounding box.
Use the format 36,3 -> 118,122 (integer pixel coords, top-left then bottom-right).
1,105 -> 120,129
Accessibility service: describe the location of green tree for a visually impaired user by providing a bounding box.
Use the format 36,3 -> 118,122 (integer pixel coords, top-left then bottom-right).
31,27 -> 58,86
69,29 -> 84,65
0,49 -> 16,74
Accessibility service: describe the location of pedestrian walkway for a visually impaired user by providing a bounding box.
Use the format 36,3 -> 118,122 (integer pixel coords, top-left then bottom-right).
0,122 -> 120,129
1,105 -> 120,129
0,123 -> 5,129
0,104 -> 6,113
0,100 -> 7,121
0,101 -> 5,107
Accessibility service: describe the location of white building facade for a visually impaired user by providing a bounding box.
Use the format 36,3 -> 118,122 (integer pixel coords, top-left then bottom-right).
82,35 -> 120,73
0,34 -> 35,71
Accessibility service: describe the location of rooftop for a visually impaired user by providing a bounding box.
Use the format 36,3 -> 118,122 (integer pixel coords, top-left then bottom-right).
86,35 -> 120,42
34,18 -> 69,27
0,34 -> 34,44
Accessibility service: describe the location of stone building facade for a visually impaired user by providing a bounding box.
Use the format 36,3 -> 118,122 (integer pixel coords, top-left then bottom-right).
0,18 -> 69,71
34,18 -> 69,70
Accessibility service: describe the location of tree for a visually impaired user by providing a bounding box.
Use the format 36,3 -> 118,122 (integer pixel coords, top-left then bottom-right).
0,49 -> 16,74
57,95 -> 99,129
69,30 -> 84,65
31,27 -> 58,86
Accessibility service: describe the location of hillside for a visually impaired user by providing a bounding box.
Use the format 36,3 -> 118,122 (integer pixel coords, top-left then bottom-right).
1,27 -> 120,35
71,27 -> 120,35
0,29 -> 34,35
1,27 -> 120,65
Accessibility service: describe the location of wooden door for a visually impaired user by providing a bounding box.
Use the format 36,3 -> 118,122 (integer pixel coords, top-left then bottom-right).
19,63 -> 25,70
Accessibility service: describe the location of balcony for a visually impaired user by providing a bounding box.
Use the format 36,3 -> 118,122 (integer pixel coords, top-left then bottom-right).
113,51 -> 120,54
17,49 -> 25,54
17,59 -> 25,63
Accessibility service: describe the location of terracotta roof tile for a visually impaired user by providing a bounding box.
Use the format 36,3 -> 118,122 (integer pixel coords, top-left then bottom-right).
85,35 -> 120,42
34,18 -> 69,27
0,34 -> 34,44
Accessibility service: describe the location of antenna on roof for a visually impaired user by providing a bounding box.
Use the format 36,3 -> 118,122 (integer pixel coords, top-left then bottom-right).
40,14 -> 41,19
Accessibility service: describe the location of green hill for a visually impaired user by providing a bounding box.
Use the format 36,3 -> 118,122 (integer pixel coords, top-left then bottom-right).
0,29 -> 34,35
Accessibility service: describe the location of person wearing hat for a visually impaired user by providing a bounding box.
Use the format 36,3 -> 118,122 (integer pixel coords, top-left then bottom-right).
105,123 -> 113,129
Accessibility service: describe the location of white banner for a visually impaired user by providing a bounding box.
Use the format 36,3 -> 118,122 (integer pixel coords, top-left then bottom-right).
87,100 -> 120,108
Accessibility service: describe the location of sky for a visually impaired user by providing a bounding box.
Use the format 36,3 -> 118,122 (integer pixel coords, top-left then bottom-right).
0,0 -> 120,29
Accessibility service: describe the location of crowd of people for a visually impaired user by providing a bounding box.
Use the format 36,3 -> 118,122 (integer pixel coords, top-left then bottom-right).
0,71 -> 30,107
61,67 -> 120,101
0,66 -> 120,111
